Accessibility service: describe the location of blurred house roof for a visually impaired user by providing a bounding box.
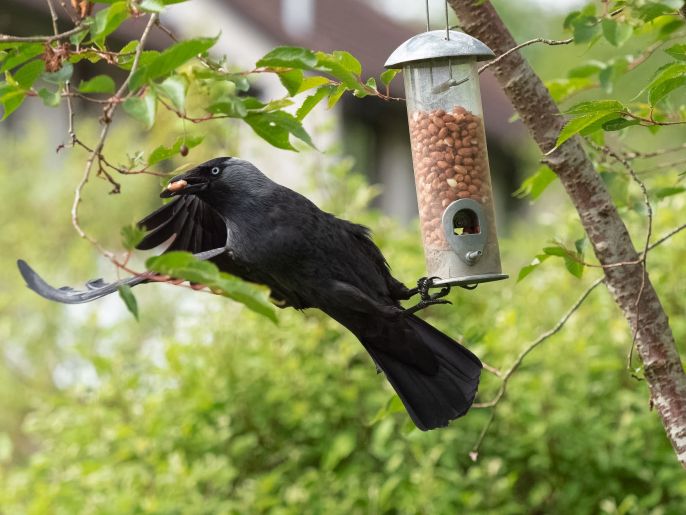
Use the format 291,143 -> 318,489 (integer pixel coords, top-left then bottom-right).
224,0 -> 414,88
222,0 -> 517,139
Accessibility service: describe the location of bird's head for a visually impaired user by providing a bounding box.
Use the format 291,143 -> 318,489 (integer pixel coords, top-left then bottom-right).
160,157 -> 273,204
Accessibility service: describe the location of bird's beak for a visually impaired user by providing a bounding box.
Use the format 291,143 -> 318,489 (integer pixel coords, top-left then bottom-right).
160,173 -> 209,198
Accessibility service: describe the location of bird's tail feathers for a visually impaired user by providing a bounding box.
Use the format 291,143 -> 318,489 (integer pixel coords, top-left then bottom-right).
363,315 -> 481,431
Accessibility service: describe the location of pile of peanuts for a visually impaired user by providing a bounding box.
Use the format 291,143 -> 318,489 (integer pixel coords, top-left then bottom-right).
409,106 -> 491,249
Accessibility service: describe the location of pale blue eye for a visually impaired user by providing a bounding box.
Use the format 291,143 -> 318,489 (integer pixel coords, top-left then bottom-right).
211,167 -> 220,175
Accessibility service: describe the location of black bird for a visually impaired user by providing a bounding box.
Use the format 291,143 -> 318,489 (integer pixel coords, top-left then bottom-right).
18,157 -> 481,430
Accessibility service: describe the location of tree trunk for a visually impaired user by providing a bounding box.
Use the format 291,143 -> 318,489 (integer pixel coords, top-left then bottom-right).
447,0 -> 686,467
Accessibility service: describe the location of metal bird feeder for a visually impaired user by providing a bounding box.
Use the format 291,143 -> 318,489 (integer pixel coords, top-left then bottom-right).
385,29 -> 507,288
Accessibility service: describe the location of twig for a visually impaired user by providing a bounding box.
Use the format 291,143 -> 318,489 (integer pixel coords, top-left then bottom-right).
622,111 -> 686,127
0,25 -> 85,43
625,142 -> 686,160
470,278 -> 604,458
586,141 -> 653,374
46,0 -> 59,36
478,37 -> 573,75
481,361 -> 502,377
70,14 -> 158,256
470,218 -> 686,457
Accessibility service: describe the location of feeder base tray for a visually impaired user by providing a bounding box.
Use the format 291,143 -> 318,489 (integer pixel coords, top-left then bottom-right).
430,273 -> 508,289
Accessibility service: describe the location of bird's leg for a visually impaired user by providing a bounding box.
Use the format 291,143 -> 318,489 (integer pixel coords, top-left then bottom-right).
403,277 -> 452,315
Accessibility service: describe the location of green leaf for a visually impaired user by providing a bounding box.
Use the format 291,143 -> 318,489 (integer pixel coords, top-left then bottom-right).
277,69 -> 303,96
571,15 -> 600,44
601,19 -> 633,47
131,36 -> 218,89
69,28 -> 89,46
244,110 -> 315,151
544,243 -> 584,279
42,61 -> 74,85
574,236 -> 587,256
38,87 -> 60,107
139,0 -> 168,13
13,60 -> 44,89
645,62 -> 686,105
121,224 -> 146,250
263,98 -> 294,112
297,75 -> 331,93
513,165 -> 557,200
602,117 -> 640,131
327,83 -> 347,109
90,1 -> 129,43
154,75 -> 187,111
565,99 -> 625,115
564,255 -> 584,278
314,51 -> 362,91
517,254 -> 550,282
123,92 -> 156,129
332,51 -> 362,76
118,284 -> 139,321
556,111 -> 620,148
653,186 -> 685,200
0,43 -> 43,72
147,135 -> 203,165
568,61 -> 606,79
296,85 -> 331,121
380,68 -> 400,87
0,88 -> 26,120
206,95 -> 248,118
665,44 -> 686,61
650,76 -> 686,105
256,46 -> 318,69
636,1 -> 674,22
78,74 -> 116,94
146,252 -> 277,322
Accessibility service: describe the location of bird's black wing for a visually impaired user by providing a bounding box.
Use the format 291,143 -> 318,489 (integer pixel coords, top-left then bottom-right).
17,197 -> 231,304
137,196 -> 228,254
139,196 -> 304,308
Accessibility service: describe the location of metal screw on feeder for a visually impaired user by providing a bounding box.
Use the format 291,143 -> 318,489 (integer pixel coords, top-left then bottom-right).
385,21 -> 508,289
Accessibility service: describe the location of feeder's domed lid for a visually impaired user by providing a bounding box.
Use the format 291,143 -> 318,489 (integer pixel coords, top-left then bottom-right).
385,30 -> 495,69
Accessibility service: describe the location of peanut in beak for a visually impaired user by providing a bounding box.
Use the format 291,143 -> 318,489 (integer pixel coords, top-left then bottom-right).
167,179 -> 188,192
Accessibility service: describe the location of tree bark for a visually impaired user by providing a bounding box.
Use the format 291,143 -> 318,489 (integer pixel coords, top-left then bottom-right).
447,0 -> 686,467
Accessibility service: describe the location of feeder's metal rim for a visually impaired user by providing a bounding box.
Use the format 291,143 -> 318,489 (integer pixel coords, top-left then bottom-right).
384,30 -> 495,69
430,273 -> 509,288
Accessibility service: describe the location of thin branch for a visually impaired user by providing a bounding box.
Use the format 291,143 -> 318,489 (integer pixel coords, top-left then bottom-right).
470,278 -> 604,458
622,111 -> 686,127
70,14 -> 158,256
587,141 -> 653,373
0,25 -> 84,43
625,142 -> 686,160
478,37 -> 573,75
46,0 -> 59,36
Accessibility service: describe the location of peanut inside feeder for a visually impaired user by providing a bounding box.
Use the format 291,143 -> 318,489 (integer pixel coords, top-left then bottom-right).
385,30 -> 507,287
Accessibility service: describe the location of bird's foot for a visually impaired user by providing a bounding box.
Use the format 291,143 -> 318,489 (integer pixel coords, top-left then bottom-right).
403,276 -> 452,315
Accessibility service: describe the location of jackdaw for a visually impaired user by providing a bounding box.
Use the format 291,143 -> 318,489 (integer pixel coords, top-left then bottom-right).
18,157 -> 481,430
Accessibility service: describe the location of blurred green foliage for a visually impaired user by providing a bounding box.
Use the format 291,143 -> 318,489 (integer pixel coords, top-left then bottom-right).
2,0 -> 686,513
1,111 -> 685,514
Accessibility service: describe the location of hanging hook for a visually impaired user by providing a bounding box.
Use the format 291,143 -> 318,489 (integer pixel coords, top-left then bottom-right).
425,0 -> 430,32
444,0 -> 450,40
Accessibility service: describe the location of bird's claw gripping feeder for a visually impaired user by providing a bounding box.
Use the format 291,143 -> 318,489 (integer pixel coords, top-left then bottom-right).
385,29 -> 507,290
